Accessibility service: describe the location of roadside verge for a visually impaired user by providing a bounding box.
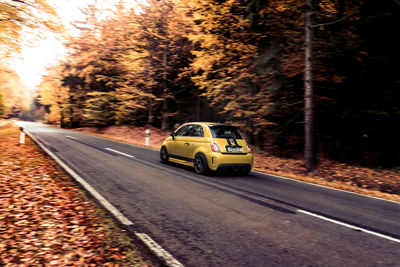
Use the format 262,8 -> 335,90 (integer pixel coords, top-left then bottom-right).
22,124 -> 184,267
0,124 -> 151,265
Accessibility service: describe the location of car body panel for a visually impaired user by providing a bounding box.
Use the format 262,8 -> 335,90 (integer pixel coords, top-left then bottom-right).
169,136 -> 189,159
161,122 -> 253,173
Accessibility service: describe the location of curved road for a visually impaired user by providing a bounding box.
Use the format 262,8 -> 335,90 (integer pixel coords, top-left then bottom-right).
20,122 -> 400,266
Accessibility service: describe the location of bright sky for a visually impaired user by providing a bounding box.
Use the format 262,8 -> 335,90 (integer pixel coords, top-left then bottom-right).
10,0 -> 143,93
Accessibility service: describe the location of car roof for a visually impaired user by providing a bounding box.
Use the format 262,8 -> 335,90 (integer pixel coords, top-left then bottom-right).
182,122 -> 237,128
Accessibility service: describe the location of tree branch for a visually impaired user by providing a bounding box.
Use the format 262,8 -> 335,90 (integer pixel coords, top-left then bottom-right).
312,12 -> 354,28
11,0 -> 33,7
4,2 -> 24,12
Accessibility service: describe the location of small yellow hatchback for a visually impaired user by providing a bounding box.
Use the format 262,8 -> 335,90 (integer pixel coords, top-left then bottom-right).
160,122 -> 253,174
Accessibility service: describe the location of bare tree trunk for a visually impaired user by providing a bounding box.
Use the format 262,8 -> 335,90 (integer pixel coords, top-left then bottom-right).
60,105 -> 64,128
161,44 -> 168,130
304,0 -> 314,172
68,105 -> 74,128
56,99 -> 64,128
68,94 -> 74,128
148,97 -> 153,124
195,96 -> 200,121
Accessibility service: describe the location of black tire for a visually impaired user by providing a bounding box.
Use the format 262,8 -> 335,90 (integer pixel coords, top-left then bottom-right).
239,166 -> 251,175
194,154 -> 208,175
160,147 -> 169,163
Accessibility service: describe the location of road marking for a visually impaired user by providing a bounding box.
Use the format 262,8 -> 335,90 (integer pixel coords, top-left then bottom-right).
297,209 -> 400,244
25,131 -> 134,226
66,135 -> 77,140
25,129 -> 185,267
135,233 -> 184,267
61,135 -> 400,246
105,147 -> 135,158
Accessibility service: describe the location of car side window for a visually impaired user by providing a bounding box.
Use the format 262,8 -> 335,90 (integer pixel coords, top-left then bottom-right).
175,125 -> 204,137
191,125 -> 204,137
187,125 -> 203,137
175,125 -> 190,137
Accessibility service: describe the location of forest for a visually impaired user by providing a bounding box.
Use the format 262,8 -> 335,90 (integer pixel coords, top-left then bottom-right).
1,0 -> 399,169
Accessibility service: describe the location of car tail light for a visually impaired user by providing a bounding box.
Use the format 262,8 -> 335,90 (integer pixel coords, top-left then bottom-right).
211,143 -> 221,152
247,145 -> 252,153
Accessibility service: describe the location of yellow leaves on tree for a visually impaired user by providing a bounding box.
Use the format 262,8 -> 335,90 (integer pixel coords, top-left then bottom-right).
0,66 -> 30,117
186,0 -> 275,137
0,0 -> 63,59
37,67 -> 69,123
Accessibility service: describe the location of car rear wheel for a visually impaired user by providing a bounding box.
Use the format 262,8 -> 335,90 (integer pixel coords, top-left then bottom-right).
194,154 -> 208,175
239,166 -> 251,175
160,147 -> 169,163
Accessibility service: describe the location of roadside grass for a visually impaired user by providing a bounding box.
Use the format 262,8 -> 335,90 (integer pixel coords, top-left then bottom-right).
71,125 -> 400,202
0,121 -> 153,266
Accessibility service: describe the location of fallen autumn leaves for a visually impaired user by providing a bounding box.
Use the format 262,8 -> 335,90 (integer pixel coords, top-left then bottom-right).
0,123 -> 151,266
1,120 -> 398,265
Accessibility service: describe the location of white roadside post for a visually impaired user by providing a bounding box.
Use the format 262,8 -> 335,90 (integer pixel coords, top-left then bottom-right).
19,127 -> 25,144
145,129 -> 150,146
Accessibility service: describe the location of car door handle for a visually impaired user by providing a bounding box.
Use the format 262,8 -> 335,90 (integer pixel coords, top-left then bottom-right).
185,142 -> 190,145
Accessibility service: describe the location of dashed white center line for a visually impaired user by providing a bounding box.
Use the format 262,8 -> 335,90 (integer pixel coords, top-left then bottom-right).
297,209 -> 400,243
66,135 -> 77,140
104,147 -> 135,158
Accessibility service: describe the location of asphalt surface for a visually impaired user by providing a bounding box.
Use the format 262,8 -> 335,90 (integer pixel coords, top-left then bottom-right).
20,122 -> 400,266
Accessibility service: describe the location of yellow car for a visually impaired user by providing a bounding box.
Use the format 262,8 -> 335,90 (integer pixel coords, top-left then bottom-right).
160,122 -> 253,174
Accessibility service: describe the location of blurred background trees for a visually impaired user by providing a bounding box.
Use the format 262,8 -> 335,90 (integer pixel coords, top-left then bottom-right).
0,0 -> 60,58
0,0 -> 61,119
0,65 -> 30,117
2,0 -> 399,168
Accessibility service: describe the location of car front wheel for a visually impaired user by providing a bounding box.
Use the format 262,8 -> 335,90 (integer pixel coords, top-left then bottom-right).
160,147 -> 169,163
194,154 -> 208,175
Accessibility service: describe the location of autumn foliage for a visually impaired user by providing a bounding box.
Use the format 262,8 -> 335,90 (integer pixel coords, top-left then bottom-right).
0,66 -> 31,118
29,0 -> 400,169
1,0 -> 398,168
0,0 -> 63,119
0,123 -> 149,266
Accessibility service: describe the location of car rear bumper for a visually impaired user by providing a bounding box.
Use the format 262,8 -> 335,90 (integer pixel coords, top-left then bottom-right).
207,152 -> 253,171
216,164 -> 251,173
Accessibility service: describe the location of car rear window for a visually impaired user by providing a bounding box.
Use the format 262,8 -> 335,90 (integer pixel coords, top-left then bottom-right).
209,125 -> 243,139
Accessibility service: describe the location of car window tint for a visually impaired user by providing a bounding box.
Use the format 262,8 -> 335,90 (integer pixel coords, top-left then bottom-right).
191,125 -> 204,137
209,126 -> 243,139
175,125 -> 190,136
176,125 -> 204,137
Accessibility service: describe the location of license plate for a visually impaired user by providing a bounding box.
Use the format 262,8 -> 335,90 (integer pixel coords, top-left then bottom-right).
226,147 -> 242,153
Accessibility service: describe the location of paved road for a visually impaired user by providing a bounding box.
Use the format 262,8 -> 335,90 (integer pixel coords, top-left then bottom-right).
21,122 -> 400,266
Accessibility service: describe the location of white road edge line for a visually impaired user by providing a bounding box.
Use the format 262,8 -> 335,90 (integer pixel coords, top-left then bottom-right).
297,209 -> 400,244
66,135 -> 77,140
105,147 -> 135,158
26,131 -> 134,226
135,233 -> 184,267
25,130 -> 185,267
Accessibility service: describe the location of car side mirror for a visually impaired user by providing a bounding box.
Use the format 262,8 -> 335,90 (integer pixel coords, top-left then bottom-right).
170,132 -> 175,140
